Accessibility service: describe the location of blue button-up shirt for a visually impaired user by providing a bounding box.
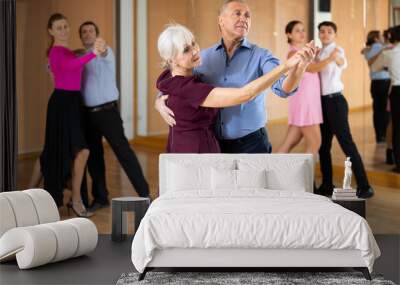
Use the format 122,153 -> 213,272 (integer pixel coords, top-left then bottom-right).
195,38 -> 294,139
364,43 -> 390,80
82,47 -> 119,107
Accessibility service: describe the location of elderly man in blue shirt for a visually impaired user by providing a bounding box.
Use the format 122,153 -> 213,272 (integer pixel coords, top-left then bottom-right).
156,0 -> 306,153
79,21 -> 149,211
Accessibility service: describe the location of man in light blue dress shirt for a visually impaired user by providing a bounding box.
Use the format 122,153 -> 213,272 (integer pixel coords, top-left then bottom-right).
156,0 -> 303,153
79,22 -> 149,211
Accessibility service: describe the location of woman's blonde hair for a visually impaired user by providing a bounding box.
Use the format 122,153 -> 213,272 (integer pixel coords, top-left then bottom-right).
157,24 -> 195,69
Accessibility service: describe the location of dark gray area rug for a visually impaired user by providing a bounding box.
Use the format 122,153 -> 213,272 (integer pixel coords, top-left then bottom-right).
117,272 -> 396,285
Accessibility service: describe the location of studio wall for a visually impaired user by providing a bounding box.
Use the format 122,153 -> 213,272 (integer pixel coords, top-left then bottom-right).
16,0 -> 389,153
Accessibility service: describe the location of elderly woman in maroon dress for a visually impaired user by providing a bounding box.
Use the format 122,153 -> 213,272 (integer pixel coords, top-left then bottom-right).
156,24 -> 315,153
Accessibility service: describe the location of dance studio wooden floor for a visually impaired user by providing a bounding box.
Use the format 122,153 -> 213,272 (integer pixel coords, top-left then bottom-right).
17,108 -> 400,234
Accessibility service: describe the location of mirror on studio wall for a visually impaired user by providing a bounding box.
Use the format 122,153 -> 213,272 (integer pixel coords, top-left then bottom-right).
360,0 -> 392,173
311,0 -> 393,173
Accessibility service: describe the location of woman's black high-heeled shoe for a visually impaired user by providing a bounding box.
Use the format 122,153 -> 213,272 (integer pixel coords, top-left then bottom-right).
67,200 -> 94,218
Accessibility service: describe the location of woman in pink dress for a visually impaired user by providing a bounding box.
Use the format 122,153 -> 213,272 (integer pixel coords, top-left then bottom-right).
36,13 -> 105,216
278,20 -> 338,156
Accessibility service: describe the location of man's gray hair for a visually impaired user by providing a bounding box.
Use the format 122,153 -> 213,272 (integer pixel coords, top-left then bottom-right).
219,0 -> 248,15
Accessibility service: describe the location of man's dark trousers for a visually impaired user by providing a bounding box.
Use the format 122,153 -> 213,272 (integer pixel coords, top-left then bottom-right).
370,79 -> 390,142
319,93 -> 370,189
219,127 -> 272,153
85,104 -> 149,204
390,86 -> 400,169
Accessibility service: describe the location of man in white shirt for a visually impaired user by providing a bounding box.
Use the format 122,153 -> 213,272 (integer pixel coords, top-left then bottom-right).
372,25 -> 400,173
316,21 -> 374,198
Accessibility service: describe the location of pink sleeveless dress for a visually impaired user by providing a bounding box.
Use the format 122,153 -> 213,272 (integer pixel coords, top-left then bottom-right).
288,46 -> 323,126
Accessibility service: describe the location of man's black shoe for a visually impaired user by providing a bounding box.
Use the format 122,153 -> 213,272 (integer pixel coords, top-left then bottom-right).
377,137 -> 385,144
315,184 -> 334,196
392,166 -> 400,174
386,149 -> 394,165
88,201 -> 110,212
357,187 -> 374,199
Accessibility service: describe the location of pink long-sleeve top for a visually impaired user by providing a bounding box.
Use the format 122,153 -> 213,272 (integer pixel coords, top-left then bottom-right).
49,46 -> 96,91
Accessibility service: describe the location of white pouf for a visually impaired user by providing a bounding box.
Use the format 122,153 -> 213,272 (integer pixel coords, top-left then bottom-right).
0,189 -> 98,269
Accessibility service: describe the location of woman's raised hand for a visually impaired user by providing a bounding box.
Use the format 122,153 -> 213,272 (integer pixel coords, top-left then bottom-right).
285,41 -> 317,70
303,40 -> 317,63
296,41 -> 316,65
285,52 -> 302,69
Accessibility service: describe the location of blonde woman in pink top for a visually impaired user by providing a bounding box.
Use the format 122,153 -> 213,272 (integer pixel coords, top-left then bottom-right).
278,20 -> 339,156
37,13 -> 105,217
